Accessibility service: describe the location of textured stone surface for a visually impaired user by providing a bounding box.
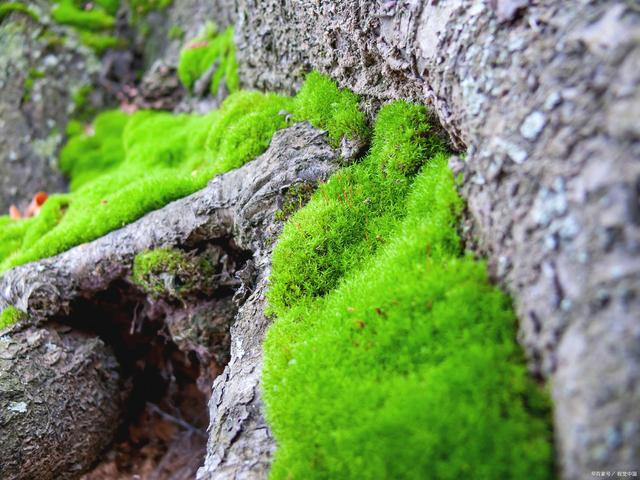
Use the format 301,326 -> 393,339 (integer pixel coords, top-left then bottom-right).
234,1 -> 640,477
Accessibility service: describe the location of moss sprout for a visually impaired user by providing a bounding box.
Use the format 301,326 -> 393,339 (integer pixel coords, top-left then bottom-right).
263,101 -> 554,479
78,31 -> 123,54
128,0 -> 172,18
0,306 -> 27,330
167,24 -> 184,41
51,0 -> 116,31
292,71 -> 369,145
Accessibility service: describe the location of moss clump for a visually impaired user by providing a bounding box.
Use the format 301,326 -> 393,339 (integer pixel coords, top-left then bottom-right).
177,23 -> 238,96
0,74 -> 366,272
0,2 -> 40,22
292,71 -> 369,145
0,306 -> 27,330
49,0 -> 124,54
263,101 -> 554,479
167,24 -> 183,41
132,247 -> 215,298
51,0 -> 116,30
128,0 -> 172,18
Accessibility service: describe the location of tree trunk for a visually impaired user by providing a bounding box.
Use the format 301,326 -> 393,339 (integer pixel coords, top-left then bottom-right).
234,1 -> 640,477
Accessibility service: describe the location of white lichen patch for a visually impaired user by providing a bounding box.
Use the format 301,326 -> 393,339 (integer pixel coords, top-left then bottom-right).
7,401 -> 28,413
520,111 -> 546,140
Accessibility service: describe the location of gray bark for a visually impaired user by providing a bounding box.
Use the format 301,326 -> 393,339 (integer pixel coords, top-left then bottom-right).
0,123 -> 340,478
0,12 -> 89,212
234,1 -> 640,477
0,325 -> 121,480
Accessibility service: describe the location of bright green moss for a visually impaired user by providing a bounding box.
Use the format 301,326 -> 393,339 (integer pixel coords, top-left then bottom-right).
94,0 -> 120,15
177,24 -> 238,96
0,74 -> 362,271
264,102 -> 554,479
78,30 -> 123,53
0,306 -> 26,330
128,0 -> 171,18
0,2 -> 40,22
48,0 -> 124,53
292,71 -> 369,145
268,101 -> 436,314
132,247 -> 215,298
51,0 -> 116,30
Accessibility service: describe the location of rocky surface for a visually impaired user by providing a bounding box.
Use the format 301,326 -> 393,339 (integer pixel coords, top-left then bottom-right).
233,2 -> 640,476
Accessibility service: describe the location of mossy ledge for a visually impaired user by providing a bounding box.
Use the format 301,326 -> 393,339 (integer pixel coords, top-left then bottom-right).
0,72 -> 365,273
263,101 -> 554,479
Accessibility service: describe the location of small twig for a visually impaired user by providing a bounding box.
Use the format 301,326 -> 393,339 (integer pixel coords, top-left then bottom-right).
146,402 -> 207,438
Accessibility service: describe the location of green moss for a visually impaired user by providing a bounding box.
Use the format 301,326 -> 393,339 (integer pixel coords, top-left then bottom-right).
292,71 -> 369,145
132,247 -> 215,298
177,24 -> 238,96
263,101 -> 554,479
69,84 -> 102,122
0,2 -> 40,22
22,68 -> 45,103
0,306 -> 26,330
51,0 -> 116,30
128,0 -> 171,18
274,182 -> 316,222
48,0 -> 124,53
0,74 -> 368,272
167,24 -> 183,41
78,30 -> 123,54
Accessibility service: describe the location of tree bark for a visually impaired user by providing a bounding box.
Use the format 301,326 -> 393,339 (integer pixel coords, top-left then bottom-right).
0,325 -> 121,480
234,1 -> 640,477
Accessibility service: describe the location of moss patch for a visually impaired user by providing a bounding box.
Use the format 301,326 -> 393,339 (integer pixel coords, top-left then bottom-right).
263,101 -> 554,479
291,71 -> 369,145
0,2 -> 40,23
0,306 -> 26,330
51,0 -> 116,31
177,23 -> 238,96
48,0 -> 124,54
128,0 -> 172,18
0,74 -> 366,272
132,247 -> 216,298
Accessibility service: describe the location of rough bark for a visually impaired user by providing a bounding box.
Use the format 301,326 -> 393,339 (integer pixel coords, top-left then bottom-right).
195,126 -> 344,479
0,4 -> 111,213
234,1 -> 640,477
0,123 -> 340,478
0,325 -> 121,480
